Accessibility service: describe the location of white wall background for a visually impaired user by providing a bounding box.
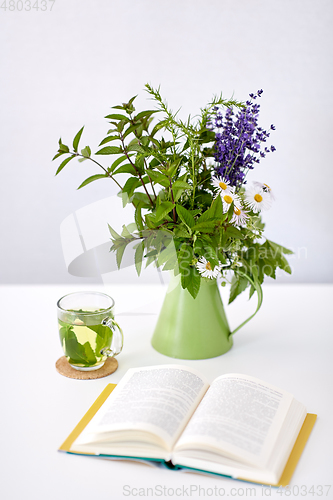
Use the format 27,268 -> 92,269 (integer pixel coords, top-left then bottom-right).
1,0 -> 332,285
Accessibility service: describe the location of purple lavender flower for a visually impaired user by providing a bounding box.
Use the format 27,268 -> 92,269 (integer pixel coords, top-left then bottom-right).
212,90 -> 276,189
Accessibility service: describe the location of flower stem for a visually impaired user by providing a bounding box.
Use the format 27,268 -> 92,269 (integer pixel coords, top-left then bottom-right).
75,153 -> 123,190
119,133 -> 155,208
169,177 -> 177,223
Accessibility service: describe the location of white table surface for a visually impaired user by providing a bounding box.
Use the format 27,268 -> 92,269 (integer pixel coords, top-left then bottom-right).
1,283 -> 332,500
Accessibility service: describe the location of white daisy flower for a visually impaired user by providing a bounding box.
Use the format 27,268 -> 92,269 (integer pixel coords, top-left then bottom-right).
196,257 -> 221,279
212,176 -> 233,196
245,185 -> 272,213
221,191 -> 241,212
231,205 -> 249,226
253,181 -> 275,200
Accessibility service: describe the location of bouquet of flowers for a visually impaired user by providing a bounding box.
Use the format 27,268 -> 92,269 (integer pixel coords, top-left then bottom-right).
53,85 -> 292,302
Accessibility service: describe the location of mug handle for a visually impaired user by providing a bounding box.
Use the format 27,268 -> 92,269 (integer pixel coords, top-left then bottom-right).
100,317 -> 124,357
228,269 -> 263,337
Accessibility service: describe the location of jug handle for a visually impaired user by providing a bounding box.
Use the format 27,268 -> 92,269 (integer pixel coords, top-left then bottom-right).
228,270 -> 263,337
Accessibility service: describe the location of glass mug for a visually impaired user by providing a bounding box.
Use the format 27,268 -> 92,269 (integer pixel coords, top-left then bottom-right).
57,291 -> 123,371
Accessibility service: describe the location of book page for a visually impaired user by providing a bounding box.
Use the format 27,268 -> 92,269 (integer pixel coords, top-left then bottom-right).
74,365 -> 209,451
174,373 -> 294,468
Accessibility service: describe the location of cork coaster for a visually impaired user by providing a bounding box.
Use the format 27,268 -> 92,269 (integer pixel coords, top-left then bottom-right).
55,356 -> 118,380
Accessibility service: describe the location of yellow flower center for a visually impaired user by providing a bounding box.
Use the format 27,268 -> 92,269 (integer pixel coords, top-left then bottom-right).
205,261 -> 212,271
254,194 -> 263,203
219,181 -> 227,190
234,207 -> 241,216
224,195 -> 233,204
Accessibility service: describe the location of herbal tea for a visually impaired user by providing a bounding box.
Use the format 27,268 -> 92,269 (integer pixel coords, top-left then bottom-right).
58,310 -> 113,369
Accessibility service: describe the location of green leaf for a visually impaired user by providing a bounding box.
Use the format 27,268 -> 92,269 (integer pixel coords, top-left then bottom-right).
134,155 -> 145,174
108,154 -> 130,172
122,177 -> 141,198
247,246 -> 258,264
176,205 -> 195,229
83,342 -> 98,364
277,254 -> 292,274
229,274 -> 249,304
127,143 -> 144,153
145,249 -> 158,258
267,239 -> 293,255
122,124 -> 140,140
77,174 -> 107,189
55,155 -> 75,175
134,204 -> 144,230
123,191 -> 132,207
111,105 -> 125,111
172,180 -> 191,190
105,113 -> 130,121
98,135 -> 119,146
192,221 -> 217,233
178,243 -> 193,286
62,328 -> 96,366
95,146 -> 122,155
174,226 -> 191,238
58,142 -> 69,153
52,151 -> 66,161
132,192 -> 152,208
108,224 -> 122,240
127,95 -> 137,106
181,267 -> 191,289
174,188 -> 185,202
145,213 -> 157,229
162,255 -> 178,272
210,195 -> 223,219
73,126 -> 84,152
113,164 -> 137,176
121,224 -> 133,238
58,322 -> 73,347
165,162 -> 180,178
150,119 -> 168,137
147,170 -> 169,187
116,242 -> 127,269
135,241 -> 145,276
155,201 -> 174,222
262,258 -> 277,278
87,324 -> 113,357
81,146 -> 91,157
217,250 -> 227,264
227,201 -> 235,221
186,266 -> 201,299
196,209 -> 213,225
225,226 -> 244,239
156,242 -> 177,267
134,110 -> 159,120
257,258 -> 265,283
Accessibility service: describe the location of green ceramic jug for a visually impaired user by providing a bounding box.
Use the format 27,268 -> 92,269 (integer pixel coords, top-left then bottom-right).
151,271 -> 263,359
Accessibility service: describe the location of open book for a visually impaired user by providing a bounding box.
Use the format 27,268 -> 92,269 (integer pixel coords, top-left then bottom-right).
59,365 -> 316,486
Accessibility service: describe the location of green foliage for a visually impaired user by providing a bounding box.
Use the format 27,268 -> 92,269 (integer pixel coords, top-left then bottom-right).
53,86 -> 292,300
77,174 -> 107,189
58,318 -> 112,367
73,126 -> 84,152
229,273 -> 249,304
176,205 -> 195,230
